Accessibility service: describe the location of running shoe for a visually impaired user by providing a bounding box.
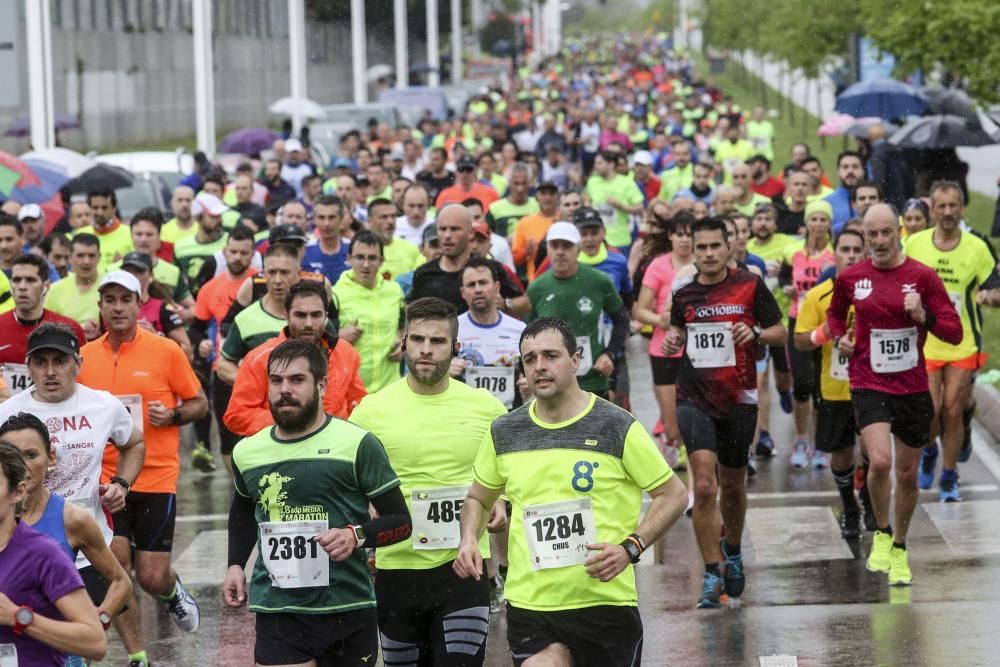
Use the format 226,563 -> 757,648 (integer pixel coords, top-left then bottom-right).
789,439 -> 810,468
163,577 -> 200,632
888,546 -> 913,586
697,571 -> 727,609
489,580 -> 503,614
958,427 -> 973,463
684,491 -> 694,517
779,390 -> 794,414
918,444 -> 938,490
839,510 -> 861,540
858,485 -> 876,532
866,530 -> 892,574
810,450 -> 829,469
674,443 -> 688,471
746,457 -> 757,478
127,661 -> 149,667
720,540 -> 745,598
190,443 -> 216,473
755,430 -> 775,458
939,476 -> 961,503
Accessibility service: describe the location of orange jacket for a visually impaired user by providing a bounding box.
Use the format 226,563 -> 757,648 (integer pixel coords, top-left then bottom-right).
224,328 -> 367,436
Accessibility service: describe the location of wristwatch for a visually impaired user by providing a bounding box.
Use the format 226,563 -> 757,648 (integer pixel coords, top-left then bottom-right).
349,524 -> 366,549
13,606 -> 34,634
750,325 -> 762,342
620,534 -> 646,564
98,610 -> 113,630
170,408 -> 183,426
109,476 -> 131,495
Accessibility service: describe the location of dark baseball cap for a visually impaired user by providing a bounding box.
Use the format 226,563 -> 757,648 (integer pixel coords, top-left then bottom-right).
573,206 -> 604,229
422,223 -> 439,245
269,223 -> 308,244
27,326 -> 80,358
537,181 -> 560,192
121,251 -> 154,272
456,155 -> 476,171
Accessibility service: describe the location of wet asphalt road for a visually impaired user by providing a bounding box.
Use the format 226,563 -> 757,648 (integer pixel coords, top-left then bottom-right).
96,337 -> 1000,666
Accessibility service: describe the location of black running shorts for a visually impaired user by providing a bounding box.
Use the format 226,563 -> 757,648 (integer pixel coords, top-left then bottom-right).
815,400 -> 858,453
255,609 -> 378,666
112,492 -> 176,552
676,402 -> 758,469
649,355 -> 680,386
506,603 -> 643,667
851,389 -> 934,448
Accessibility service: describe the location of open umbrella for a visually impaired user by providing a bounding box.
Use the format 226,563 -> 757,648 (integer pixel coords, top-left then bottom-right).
63,163 -> 134,195
817,114 -> 857,137
367,64 -> 394,82
218,127 -> 279,156
923,86 -> 977,121
889,115 -> 997,149
844,118 -> 898,139
835,79 -> 928,120
4,113 -> 81,137
268,97 -> 326,119
20,147 -> 97,178
0,152 -> 66,230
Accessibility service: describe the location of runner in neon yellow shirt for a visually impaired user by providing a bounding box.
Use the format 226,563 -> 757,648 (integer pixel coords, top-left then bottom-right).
585,151 -> 644,251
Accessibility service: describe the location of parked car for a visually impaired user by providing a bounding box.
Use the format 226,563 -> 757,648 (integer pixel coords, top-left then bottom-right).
96,150 -> 193,207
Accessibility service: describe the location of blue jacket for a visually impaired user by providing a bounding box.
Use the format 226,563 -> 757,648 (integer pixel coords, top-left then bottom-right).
824,186 -> 854,234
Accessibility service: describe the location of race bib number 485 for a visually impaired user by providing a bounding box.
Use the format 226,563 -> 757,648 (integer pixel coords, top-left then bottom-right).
411,486 -> 468,550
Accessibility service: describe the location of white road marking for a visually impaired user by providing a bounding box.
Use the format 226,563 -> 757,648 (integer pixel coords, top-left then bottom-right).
172,529 -> 229,586
745,506 -> 853,565
176,512 -> 228,523
759,656 -> 799,667
922,500 -> 1000,557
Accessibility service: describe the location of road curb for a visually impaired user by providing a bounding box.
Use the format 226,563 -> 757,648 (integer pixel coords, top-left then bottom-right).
974,384 -> 1000,440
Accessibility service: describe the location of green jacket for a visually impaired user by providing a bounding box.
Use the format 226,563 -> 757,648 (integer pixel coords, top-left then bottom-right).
332,270 -> 404,393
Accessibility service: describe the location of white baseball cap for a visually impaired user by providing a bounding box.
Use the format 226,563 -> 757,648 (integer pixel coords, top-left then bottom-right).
632,150 -> 654,167
192,192 -> 229,217
17,203 -> 42,221
546,221 -> 582,245
285,138 -> 304,153
99,270 -> 142,296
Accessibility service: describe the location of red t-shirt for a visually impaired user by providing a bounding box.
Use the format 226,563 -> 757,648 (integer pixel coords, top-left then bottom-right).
827,257 -> 962,395
435,182 -> 500,210
0,310 -> 86,365
671,269 -> 783,417
751,177 -> 785,199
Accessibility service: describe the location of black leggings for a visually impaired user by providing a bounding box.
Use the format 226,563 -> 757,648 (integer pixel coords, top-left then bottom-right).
786,316 -> 816,403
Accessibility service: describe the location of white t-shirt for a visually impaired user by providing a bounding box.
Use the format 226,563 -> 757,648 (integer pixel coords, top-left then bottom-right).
457,312 -> 526,409
395,215 -> 435,247
0,384 -> 135,567
489,233 -> 516,272
580,121 -> 602,153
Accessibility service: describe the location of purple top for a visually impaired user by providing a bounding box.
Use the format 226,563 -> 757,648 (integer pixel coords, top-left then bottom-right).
0,519 -> 84,666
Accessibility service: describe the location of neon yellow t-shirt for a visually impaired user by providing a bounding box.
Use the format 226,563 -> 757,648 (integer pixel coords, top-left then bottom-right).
749,233 -> 796,316
733,192 -> 771,217
473,394 -> 673,612
0,271 -> 11,313
795,278 -> 851,402
381,238 -> 424,281
75,223 -> 133,270
161,218 -> 199,245
585,174 -> 644,248
904,229 -> 995,361
44,273 -> 103,327
349,378 -> 506,570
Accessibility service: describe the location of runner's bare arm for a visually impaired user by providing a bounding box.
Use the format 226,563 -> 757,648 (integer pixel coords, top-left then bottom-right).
0,589 -> 107,661
454,482 -> 503,580
65,502 -> 133,618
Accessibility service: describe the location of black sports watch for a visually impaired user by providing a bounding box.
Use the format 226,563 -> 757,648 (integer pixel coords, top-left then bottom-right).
750,325 -> 762,342
171,408 -> 183,426
109,476 -> 131,495
620,533 -> 646,564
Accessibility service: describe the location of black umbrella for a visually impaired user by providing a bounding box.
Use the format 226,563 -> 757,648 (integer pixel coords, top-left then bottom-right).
889,114 -> 997,149
923,86 -> 977,121
64,164 -> 134,194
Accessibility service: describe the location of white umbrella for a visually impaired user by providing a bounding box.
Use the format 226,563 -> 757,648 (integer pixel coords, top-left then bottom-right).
367,64 -> 394,82
268,97 -> 327,119
20,147 -> 97,177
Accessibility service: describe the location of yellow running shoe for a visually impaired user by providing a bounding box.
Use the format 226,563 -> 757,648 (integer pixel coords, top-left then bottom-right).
675,443 -> 688,471
888,546 -> 912,586
866,530 -> 892,573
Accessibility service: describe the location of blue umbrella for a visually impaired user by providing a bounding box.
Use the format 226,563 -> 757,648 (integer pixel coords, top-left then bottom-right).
8,158 -> 67,203
219,127 -> 279,156
835,79 -> 928,120
4,113 -> 81,137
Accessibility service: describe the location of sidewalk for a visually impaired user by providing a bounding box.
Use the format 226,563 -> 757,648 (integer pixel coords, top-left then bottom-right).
739,49 -> 1000,200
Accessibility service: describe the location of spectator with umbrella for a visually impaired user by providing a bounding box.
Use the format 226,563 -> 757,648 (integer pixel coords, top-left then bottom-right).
867,125 -> 910,211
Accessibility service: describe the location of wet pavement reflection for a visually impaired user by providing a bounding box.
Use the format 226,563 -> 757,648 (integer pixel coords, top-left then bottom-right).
98,338 -> 1000,665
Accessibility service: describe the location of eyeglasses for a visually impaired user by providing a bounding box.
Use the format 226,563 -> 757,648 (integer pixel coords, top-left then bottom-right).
351,254 -> 382,264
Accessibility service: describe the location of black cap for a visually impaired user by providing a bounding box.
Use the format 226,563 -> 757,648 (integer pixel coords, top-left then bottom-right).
456,155 -> 476,171
269,223 -> 308,244
422,223 -> 439,245
537,180 -> 560,192
573,206 -> 604,229
27,326 -> 80,358
121,251 -> 153,272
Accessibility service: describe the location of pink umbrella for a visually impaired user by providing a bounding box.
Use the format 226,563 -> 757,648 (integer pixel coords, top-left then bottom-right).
817,114 -> 859,137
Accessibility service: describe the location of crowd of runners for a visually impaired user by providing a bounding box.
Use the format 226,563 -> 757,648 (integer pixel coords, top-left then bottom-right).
1,31 -> 998,667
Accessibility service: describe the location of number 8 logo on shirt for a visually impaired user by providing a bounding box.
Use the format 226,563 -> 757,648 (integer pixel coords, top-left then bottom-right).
571,460 -> 598,492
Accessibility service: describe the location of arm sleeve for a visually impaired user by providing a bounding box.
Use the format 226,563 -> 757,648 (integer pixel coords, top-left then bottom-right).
224,354 -> 273,436
498,263 -> 525,297
160,303 -> 184,335
227,491 -> 259,567
360,486 -> 412,549
670,289 -> 686,327
752,276 -> 784,328
173,271 -> 192,302
605,307 -> 630,358
220,296 -> 248,339
221,320 -> 248,362
187,316 -> 210,349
